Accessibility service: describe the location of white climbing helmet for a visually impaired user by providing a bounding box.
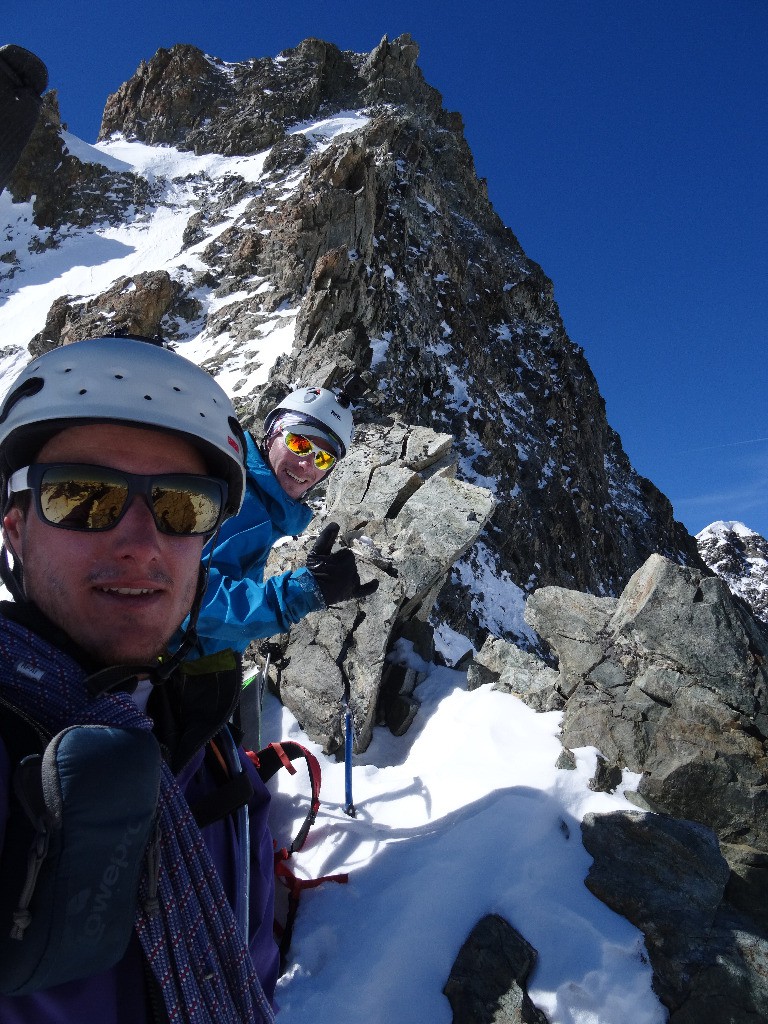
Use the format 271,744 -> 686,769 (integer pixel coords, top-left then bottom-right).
0,336 -> 247,517
263,386 -> 354,458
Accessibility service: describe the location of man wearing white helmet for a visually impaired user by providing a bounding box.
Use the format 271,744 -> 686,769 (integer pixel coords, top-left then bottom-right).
189,384 -> 376,658
0,336 -> 278,1023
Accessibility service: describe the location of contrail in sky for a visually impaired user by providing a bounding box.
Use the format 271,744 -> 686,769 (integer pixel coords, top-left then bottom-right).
680,437 -> 768,454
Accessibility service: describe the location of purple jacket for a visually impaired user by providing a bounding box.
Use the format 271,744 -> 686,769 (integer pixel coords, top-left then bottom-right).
0,609 -> 279,1023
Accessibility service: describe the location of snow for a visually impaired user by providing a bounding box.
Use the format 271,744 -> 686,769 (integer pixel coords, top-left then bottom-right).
0,109 -> 372,400
697,519 -> 756,541
261,643 -> 665,1024
696,520 -> 768,620
96,135 -> 272,183
368,332 -> 391,368
451,541 -> 539,645
287,111 -> 370,150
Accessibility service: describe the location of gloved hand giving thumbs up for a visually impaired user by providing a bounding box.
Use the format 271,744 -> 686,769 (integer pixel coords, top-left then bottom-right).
306,523 -> 379,606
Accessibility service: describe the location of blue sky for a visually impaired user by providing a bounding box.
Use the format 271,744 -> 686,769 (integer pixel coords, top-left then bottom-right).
7,0 -> 768,538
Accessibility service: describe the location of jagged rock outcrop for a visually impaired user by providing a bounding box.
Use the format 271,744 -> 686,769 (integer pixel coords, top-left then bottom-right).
443,915 -> 549,1024
524,554 -> 768,851
698,520 -> 768,626
98,37 -> 446,156
4,34 -> 703,650
582,810 -> 768,1021
255,421 -> 496,752
28,271 -> 199,354
5,92 -> 157,234
472,553 -> 768,1019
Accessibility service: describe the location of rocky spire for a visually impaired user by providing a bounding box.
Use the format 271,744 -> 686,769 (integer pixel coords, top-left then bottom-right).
6,36 -> 704,650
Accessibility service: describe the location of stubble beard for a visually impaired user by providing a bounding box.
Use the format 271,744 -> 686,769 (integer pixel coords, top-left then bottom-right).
25,560 -> 197,667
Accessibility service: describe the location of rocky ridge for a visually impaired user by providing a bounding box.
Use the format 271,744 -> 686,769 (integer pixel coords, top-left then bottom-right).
260,420 -> 496,752
470,554 -> 768,1021
4,35 -> 702,653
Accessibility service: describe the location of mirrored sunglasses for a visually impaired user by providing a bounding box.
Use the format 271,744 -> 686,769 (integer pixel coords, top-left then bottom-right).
9,463 -> 227,536
282,431 -> 336,471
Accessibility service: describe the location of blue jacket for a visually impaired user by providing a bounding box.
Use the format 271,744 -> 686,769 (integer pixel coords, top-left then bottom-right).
190,434 -> 323,657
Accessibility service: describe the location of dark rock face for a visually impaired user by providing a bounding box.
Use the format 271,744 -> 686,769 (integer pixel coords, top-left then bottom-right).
582,811 -> 768,1021
97,36 -> 444,157
6,92 -> 157,233
28,271 -> 196,354
443,915 -> 550,1024
4,34 -> 703,649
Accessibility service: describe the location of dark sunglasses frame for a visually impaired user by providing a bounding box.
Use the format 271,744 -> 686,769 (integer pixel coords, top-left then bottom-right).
8,463 -> 228,537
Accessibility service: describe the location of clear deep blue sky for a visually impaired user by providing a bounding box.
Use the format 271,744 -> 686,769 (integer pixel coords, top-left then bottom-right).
7,1 -> 768,538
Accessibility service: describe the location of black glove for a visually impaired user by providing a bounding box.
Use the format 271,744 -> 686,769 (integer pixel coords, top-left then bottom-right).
306,523 -> 379,606
0,45 -> 49,194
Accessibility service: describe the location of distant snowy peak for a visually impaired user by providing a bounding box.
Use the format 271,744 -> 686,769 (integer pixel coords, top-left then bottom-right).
697,521 -> 768,625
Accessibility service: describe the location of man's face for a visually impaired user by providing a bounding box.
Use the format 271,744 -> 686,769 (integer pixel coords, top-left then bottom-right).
266,431 -> 331,500
3,423 -> 207,665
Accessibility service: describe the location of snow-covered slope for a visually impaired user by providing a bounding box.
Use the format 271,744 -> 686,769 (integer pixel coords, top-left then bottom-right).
263,641 -> 665,1024
697,520 -> 768,625
0,116 -> 367,392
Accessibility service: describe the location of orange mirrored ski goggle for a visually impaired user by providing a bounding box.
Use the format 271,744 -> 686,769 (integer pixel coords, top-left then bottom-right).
281,431 -> 337,471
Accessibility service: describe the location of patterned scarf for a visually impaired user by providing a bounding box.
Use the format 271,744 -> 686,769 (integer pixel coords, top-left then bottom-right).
0,617 -> 275,1024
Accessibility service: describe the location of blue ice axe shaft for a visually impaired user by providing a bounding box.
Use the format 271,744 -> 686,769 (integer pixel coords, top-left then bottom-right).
344,702 -> 356,818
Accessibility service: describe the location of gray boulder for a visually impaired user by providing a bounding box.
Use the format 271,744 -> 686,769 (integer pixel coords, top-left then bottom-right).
258,421 -> 496,752
582,810 -> 768,1022
467,636 -> 561,712
525,553 -> 768,851
509,552 -> 768,1020
443,914 -> 550,1024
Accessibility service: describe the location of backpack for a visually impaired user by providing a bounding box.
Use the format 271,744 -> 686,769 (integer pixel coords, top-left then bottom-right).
0,704 -> 346,989
0,703 -> 161,995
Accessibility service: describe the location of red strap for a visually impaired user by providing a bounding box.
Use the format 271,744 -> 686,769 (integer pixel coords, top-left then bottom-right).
246,749 -> 260,770
274,856 -> 349,894
273,857 -> 349,966
247,741 -> 322,853
247,739 -> 347,974
271,742 -> 298,775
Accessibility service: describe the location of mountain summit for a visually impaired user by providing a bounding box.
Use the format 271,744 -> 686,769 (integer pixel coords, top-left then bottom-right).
3,35 -> 702,646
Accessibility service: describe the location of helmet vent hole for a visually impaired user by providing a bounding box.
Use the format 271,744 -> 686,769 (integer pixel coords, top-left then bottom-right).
114,374 -> 124,380
173,386 -> 181,392
64,368 -> 72,373
199,412 -> 206,418
78,389 -> 87,395
144,395 -> 152,401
